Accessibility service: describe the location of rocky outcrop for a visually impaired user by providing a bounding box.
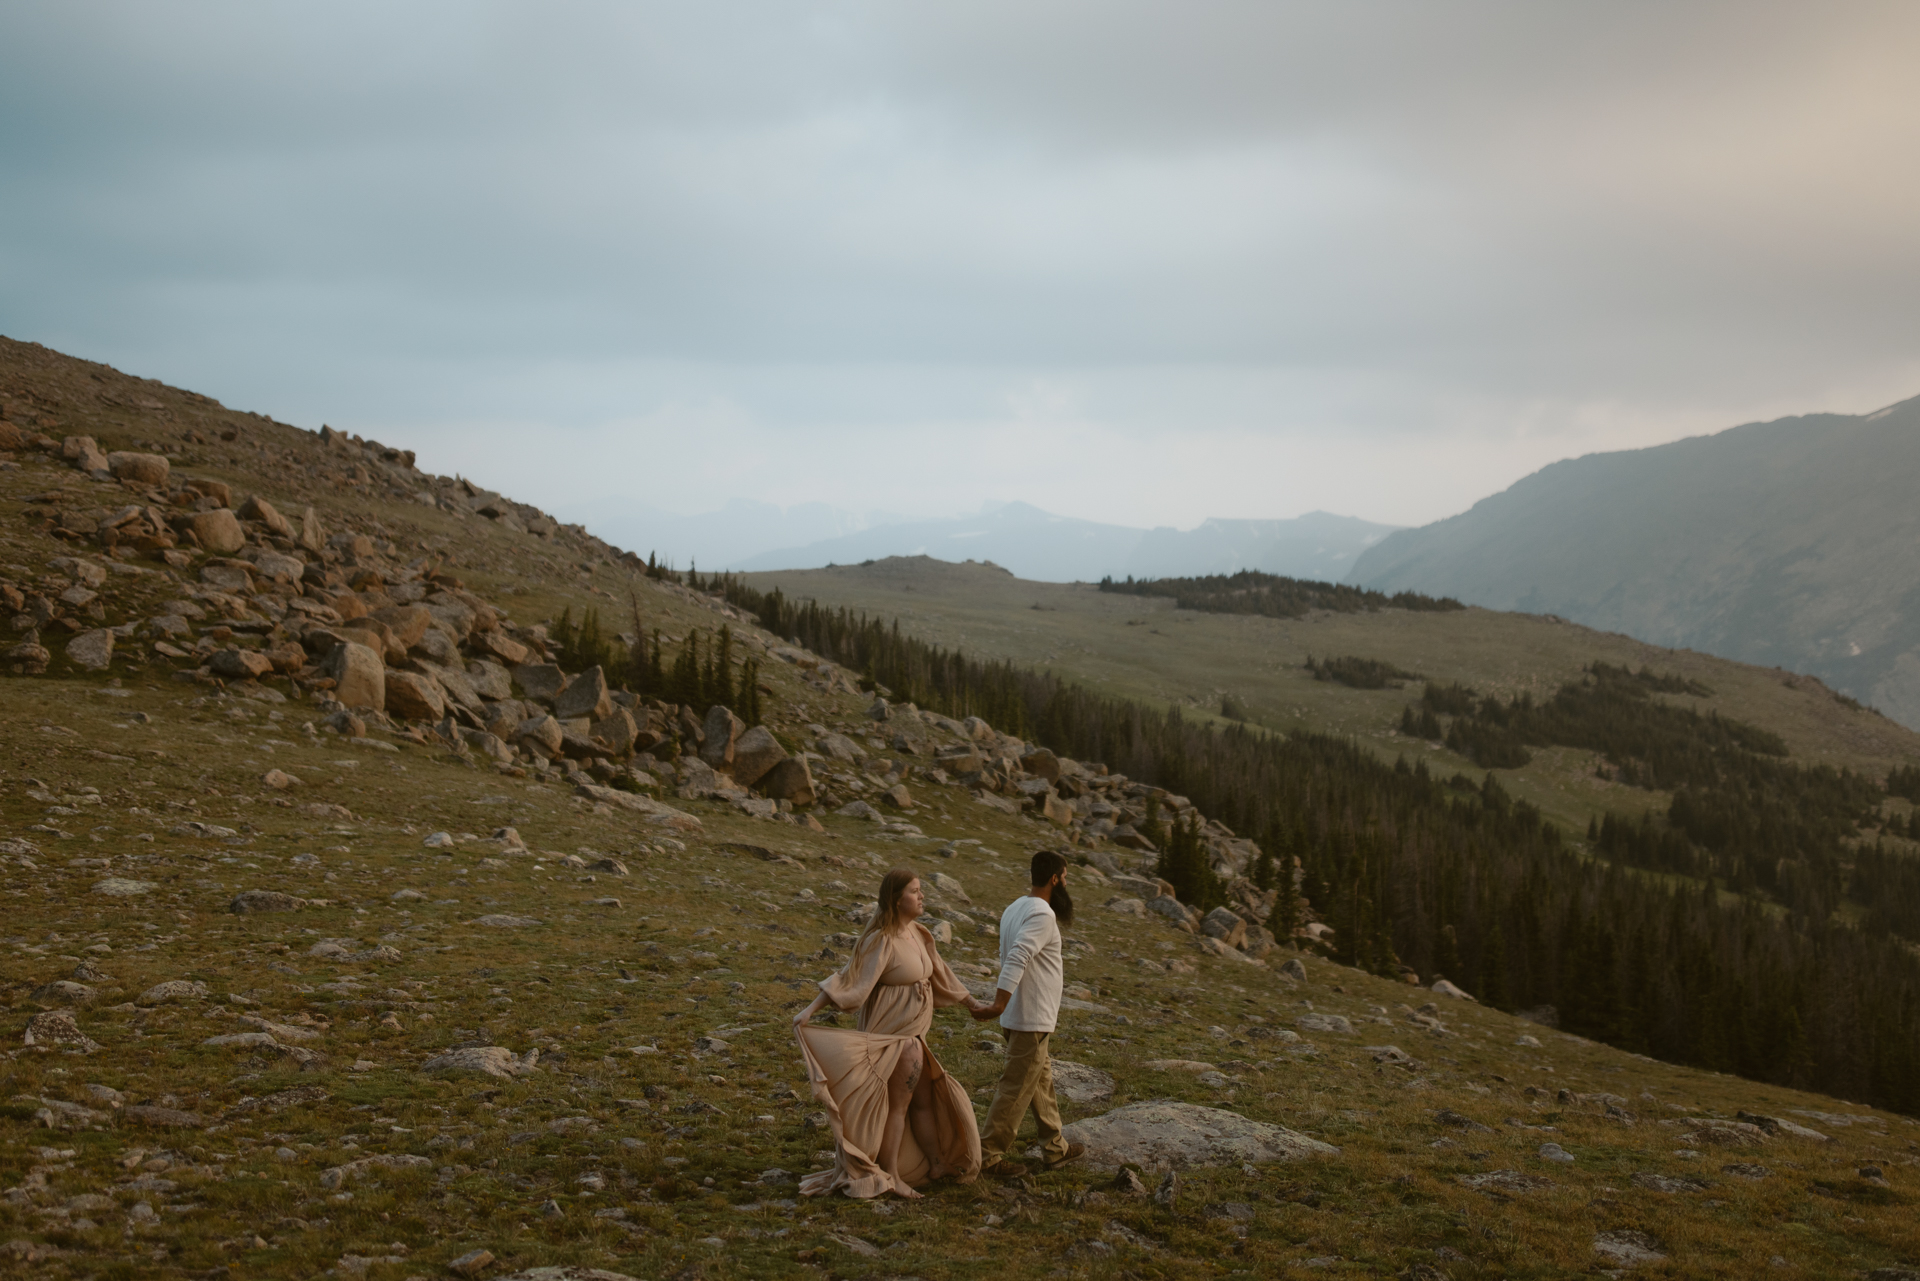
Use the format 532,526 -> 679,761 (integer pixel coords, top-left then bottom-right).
1061,1101 -> 1338,1170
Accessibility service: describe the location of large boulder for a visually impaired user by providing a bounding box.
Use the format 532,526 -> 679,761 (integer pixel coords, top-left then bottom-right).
1039,791 -> 1074,827
758,756 -> 815,806
1021,748 -> 1062,783
1061,1101 -> 1338,1170
730,726 -> 787,788
297,505 -> 325,553
65,629 -> 114,672
384,670 -> 447,722
63,435 -> 109,473
230,890 -> 306,914
515,714 -> 564,755
237,494 -> 293,536
209,647 -> 273,680
466,659 -> 513,701
1051,1061 -> 1115,1104
323,641 -> 385,710
553,665 -> 613,721
370,605 -> 432,649
1202,907 -> 1247,949
1147,894 -> 1197,928
701,705 -> 745,768
178,508 -> 246,554
592,706 -> 638,755
513,662 -> 566,702
107,451 -> 170,487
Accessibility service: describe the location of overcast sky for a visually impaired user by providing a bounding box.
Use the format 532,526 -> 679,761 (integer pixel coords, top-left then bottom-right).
4,2 -> 1919,534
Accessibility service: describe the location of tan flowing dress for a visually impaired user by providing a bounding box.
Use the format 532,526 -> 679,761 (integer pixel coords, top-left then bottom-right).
795,922 -> 982,1197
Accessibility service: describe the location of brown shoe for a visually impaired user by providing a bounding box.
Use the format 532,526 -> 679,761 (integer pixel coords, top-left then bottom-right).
980,1158 -> 1026,1179
1044,1142 -> 1086,1170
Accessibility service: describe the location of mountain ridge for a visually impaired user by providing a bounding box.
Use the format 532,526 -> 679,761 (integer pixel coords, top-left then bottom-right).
1349,393 -> 1920,728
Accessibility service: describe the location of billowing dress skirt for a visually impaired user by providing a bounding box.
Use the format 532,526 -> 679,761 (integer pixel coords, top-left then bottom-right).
794,922 -> 982,1196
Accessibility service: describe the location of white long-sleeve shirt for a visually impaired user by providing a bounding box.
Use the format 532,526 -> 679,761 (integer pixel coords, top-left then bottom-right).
995,894 -> 1063,1033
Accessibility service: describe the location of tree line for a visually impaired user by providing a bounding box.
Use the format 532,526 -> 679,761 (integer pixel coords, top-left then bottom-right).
1096,569 -> 1463,620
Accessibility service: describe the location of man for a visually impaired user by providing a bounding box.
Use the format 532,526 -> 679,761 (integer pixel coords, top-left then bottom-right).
970,849 -> 1086,1176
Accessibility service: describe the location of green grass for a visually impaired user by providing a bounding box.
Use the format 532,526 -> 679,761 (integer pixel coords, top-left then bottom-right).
738,556 -> 1920,841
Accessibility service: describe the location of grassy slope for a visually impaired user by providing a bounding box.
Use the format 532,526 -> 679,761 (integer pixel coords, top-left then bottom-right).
0,340 -> 1917,1278
738,556 -> 1920,840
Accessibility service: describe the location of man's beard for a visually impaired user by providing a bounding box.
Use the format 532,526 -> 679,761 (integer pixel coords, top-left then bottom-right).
1051,881 -> 1074,929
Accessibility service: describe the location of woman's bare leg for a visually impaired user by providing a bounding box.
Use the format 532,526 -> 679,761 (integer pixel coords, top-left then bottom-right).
878,1040 -> 924,1197
908,1063 -> 947,1179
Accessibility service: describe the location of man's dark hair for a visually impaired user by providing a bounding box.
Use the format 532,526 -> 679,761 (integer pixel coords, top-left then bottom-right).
1030,850 -> 1068,886
1031,850 -> 1073,927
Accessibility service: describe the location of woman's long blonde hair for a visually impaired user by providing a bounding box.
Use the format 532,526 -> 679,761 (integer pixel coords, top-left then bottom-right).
854,866 -> 921,958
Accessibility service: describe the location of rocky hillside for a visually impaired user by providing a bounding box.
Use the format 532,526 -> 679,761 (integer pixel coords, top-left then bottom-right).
3,335 -> 1919,1280
1347,393 -> 1920,730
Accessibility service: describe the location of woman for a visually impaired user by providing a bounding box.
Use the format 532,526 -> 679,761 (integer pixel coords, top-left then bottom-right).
792,867 -> 984,1197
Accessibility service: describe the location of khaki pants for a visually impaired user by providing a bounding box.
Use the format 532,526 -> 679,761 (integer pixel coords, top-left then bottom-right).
979,1028 -> 1069,1163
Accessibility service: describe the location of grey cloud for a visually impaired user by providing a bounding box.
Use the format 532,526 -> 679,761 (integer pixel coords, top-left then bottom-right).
1,2 -> 1917,530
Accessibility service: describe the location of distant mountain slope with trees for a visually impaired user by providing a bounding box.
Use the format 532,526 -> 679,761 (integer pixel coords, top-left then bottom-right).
1348,394 -> 1920,729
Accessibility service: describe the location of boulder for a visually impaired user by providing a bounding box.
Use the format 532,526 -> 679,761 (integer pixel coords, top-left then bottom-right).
297,505 -> 325,553
574,783 -> 704,833
929,871 -> 970,902
184,477 -> 232,506
24,1010 -> 101,1053
553,665 -> 614,721
514,662 -> 566,702
92,877 -> 156,897
836,800 -> 883,822
592,706 -> 638,754
237,494 -> 294,536
758,756 -> 815,805
1039,791 -> 1073,827
730,725 -> 788,788
1240,923 -> 1276,959
251,550 -> 306,582
64,629 -> 114,672
1201,907 -> 1247,949
179,508 -> 246,554
63,435 -> 110,473
384,670 -> 447,722
210,647 -> 274,680
701,705 -> 746,768
1147,895 -> 1196,928
30,980 -> 96,1006
1431,979 -> 1476,1001
324,641 -> 385,710
229,890 -> 306,913
1061,1101 -> 1337,1171
1051,1060 -> 1115,1104
515,714 -> 564,755
881,783 -> 914,809
370,605 -> 432,649
467,659 -> 513,700
137,980 -> 209,1006
1021,748 -> 1062,783
472,631 -> 529,665
1296,1013 -> 1353,1035
1280,957 -> 1308,982
817,732 -> 864,762
107,451 -> 170,486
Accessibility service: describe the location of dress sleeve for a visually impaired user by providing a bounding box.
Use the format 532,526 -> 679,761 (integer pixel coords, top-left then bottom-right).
920,925 -> 973,1008
818,932 -> 888,1011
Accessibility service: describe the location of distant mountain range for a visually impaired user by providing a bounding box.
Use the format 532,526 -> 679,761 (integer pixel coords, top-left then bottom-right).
727,502 -> 1400,584
1349,393 -> 1920,729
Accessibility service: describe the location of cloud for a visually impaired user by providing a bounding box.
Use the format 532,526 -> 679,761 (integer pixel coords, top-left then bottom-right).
2,1 -> 1917,532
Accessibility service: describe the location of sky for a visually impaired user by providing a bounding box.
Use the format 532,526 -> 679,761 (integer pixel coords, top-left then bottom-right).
4,2 -> 1919,536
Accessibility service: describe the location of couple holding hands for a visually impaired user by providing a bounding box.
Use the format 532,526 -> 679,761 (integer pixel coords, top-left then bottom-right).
791,850 -> 1086,1198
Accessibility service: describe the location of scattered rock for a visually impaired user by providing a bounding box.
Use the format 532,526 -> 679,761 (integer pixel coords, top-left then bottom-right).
553,665 -> 614,721
136,980 -> 209,1006
1434,1110 -> 1493,1133
91,877 -> 156,897
229,890 -> 306,913
1280,957 -> 1308,982
107,451 -> 170,486
1052,1060 -> 1116,1104
261,768 -> 302,790
1631,1172 -> 1707,1193
1457,1169 -> 1551,1194
319,1153 -> 432,1189
323,641 -> 385,710
23,1010 -> 100,1053
29,980 -> 96,1005
1538,1143 -> 1575,1164
472,915 -> 542,928
1592,1228 -> 1666,1267
758,756 -> 815,806
210,647 -> 273,680
421,1046 -> 541,1079
1061,1100 -> 1338,1170
835,800 -> 882,821
1296,1013 -> 1353,1035
123,1104 -> 208,1128
1430,979 -> 1475,1000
